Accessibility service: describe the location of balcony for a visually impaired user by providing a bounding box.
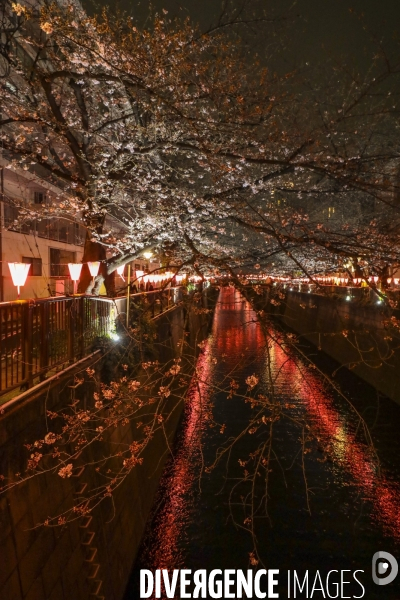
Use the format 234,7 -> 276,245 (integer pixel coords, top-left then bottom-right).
3,201 -> 85,246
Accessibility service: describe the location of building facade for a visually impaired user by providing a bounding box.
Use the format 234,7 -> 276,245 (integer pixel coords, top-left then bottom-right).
0,161 -> 86,301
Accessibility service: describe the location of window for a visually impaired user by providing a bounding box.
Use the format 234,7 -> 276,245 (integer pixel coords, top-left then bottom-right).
74,223 -> 81,244
34,191 -> 45,205
135,263 -> 141,270
22,257 -> 42,276
50,248 -> 75,277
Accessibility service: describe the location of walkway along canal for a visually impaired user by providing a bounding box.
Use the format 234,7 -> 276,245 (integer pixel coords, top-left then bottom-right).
126,287 -> 400,599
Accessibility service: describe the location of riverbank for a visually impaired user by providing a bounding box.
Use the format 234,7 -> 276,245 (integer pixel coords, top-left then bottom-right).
252,285 -> 400,404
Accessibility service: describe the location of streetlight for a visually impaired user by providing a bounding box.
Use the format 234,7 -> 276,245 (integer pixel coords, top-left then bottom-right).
143,251 -> 153,260
8,262 -> 30,298
68,263 -> 83,294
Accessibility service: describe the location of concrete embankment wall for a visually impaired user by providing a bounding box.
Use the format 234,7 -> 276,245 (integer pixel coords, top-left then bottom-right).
264,289 -> 400,403
0,293 -> 217,600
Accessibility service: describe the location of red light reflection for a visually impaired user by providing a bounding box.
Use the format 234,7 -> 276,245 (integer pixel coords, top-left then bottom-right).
139,287 -> 400,597
142,335 -> 215,597
265,306 -> 400,542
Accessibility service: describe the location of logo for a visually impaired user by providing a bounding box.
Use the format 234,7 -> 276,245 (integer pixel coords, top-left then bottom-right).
372,551 -> 398,586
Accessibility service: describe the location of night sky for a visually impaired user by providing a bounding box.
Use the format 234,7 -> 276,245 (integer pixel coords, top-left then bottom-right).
87,0 -> 400,74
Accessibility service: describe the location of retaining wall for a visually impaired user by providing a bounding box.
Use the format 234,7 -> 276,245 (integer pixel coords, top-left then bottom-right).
0,292 -> 217,600
266,289 -> 400,403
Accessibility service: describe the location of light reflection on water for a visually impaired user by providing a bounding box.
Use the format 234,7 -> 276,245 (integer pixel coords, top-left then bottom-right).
126,287 -> 400,598
137,335 -> 216,573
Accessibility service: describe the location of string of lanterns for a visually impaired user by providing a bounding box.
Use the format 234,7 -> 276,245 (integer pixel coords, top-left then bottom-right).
7,259 -> 196,298
245,273 -> 400,287
67,264 -> 188,292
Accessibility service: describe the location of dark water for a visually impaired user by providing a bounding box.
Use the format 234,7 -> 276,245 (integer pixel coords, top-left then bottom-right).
124,288 -> 400,599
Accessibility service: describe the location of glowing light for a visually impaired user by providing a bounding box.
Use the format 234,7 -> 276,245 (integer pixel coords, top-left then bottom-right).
143,251 -> 153,260
88,261 -> 100,277
8,262 -> 30,297
68,263 -> 82,281
68,263 -> 83,294
116,265 -> 125,280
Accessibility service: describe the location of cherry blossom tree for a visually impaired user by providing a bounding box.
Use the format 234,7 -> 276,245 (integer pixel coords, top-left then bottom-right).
2,4 -> 400,565
1,0 -> 400,293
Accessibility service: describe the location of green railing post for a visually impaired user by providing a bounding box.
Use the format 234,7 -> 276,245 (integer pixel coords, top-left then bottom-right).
40,301 -> 49,371
66,299 -> 75,363
23,303 -> 33,388
79,297 -> 85,358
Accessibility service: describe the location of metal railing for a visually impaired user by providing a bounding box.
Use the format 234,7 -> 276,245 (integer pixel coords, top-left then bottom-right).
285,283 -> 398,304
0,287 -> 183,397
125,287 -> 182,320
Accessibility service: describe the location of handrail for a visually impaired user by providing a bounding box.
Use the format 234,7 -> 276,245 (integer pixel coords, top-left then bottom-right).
0,288 -> 179,307
0,287 -> 184,398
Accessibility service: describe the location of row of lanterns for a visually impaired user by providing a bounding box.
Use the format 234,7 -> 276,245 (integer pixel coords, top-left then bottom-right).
246,274 -> 400,286
7,260 -> 193,298
8,261 -> 105,297
246,273 -> 400,287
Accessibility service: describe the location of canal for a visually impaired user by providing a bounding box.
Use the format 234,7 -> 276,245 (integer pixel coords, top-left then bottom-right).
124,287 -> 400,598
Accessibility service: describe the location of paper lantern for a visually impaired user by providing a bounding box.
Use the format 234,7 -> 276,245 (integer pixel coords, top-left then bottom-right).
68,263 -> 83,294
88,261 -> 100,277
68,263 -> 82,281
8,262 -> 30,297
116,265 -> 125,282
